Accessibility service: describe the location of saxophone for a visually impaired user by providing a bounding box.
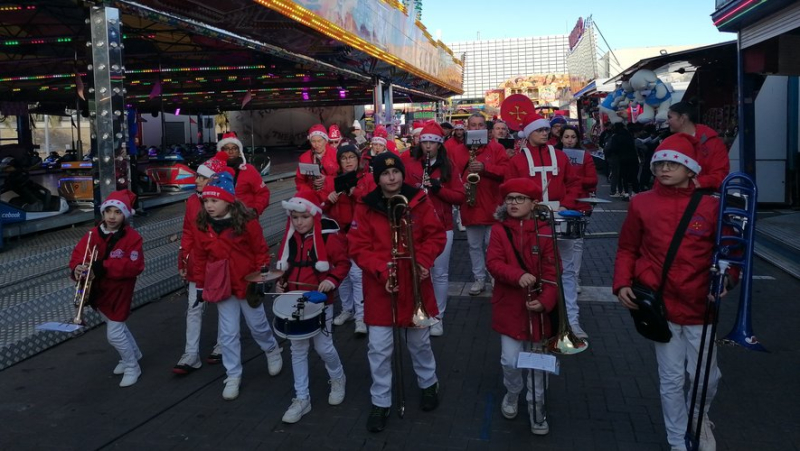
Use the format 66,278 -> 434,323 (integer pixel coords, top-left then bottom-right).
464,146 -> 481,206
421,151 -> 431,194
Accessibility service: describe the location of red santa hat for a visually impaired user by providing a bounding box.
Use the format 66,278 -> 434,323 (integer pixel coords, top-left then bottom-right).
453,121 -> 465,130
100,189 -> 137,219
371,125 -> 388,146
419,122 -> 444,143
277,190 -> 329,272
500,178 -> 543,201
328,124 -> 342,141
197,151 -> 229,178
217,131 -> 247,170
411,120 -> 425,136
651,133 -> 702,175
308,124 -> 329,142
519,113 -> 551,139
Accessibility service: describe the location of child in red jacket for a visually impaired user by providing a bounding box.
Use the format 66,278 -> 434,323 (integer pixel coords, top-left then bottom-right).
401,121 -> 466,337
273,190 -> 351,423
321,144 -> 368,336
173,153 -> 227,374
486,178 -> 558,436
614,133 -> 725,450
193,172 -> 283,401
348,152 -> 446,433
69,189 -> 145,388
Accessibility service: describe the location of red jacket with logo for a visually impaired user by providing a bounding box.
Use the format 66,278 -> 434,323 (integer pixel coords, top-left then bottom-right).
232,163 -> 271,215
279,218 -> 351,304
486,212 -> 557,341
560,147 -> 598,213
194,218 -> 269,300
178,193 -> 203,283
613,183 -> 729,325
459,141 -> 510,226
348,185 -> 446,327
505,144 -> 581,210
69,224 -> 145,322
693,124 -> 730,191
295,147 -> 339,193
401,151 -> 466,231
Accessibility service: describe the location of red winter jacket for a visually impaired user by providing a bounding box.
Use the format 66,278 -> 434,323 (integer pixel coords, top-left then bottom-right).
194,218 -> 269,300
232,163 -> 271,215
320,171 -> 364,232
348,185 -> 446,327
401,151 -> 466,231
459,141 -> 510,226
693,124 -> 730,191
69,224 -> 145,322
295,147 -> 339,193
279,218 -> 351,304
487,212 -> 557,341
506,144 -> 581,210
444,137 -> 468,174
178,193 -> 203,283
560,148 -> 598,213
613,183 -> 729,325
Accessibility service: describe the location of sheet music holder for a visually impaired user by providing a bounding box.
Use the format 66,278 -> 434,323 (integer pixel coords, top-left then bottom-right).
298,163 -> 321,177
334,171 -> 358,193
498,138 -> 515,150
466,129 -> 488,147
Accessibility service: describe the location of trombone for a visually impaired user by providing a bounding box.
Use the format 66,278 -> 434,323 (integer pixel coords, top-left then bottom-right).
532,203 -> 589,355
73,231 -> 99,325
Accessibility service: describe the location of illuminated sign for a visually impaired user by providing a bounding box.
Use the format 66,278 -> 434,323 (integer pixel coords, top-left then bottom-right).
569,17 -> 585,52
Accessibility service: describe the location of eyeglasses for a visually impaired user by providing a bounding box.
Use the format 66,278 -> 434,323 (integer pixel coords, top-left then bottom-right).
221,146 -> 239,151
504,195 -> 531,204
654,161 -> 681,171
340,155 -> 358,161
533,127 -> 550,134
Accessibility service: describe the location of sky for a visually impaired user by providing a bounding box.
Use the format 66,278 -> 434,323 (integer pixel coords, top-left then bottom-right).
421,0 -> 736,50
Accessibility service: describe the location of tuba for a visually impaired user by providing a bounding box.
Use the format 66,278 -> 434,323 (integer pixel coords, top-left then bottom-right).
72,231 -> 99,325
532,203 -> 589,355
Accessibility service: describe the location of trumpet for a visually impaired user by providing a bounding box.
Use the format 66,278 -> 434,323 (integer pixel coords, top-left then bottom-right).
464,146 -> 480,207
73,231 -> 99,325
532,203 -> 589,355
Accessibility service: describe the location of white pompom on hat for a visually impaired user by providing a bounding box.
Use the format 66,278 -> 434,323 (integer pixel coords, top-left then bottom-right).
276,190 -> 329,272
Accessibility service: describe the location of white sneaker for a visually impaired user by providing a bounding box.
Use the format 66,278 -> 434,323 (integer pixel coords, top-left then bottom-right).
113,351 -> 143,375
172,353 -> 202,374
282,398 -> 311,423
119,365 -> 141,388
529,402 -> 549,435
222,377 -> 240,400
698,414 -> 716,451
571,322 -> 588,339
430,321 -> 444,337
501,392 -> 519,419
468,279 -> 485,296
333,310 -> 354,326
266,346 -> 283,376
354,319 -> 367,336
610,192 -> 622,198
328,376 -> 346,405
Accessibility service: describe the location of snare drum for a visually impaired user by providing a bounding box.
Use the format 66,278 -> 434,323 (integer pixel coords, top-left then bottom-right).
272,291 -> 326,340
555,210 -> 587,240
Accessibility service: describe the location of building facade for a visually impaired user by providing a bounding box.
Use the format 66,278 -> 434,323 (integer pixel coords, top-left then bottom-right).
448,35 -> 569,101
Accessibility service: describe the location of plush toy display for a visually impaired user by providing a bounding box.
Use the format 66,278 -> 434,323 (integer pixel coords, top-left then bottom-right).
629,69 -> 672,123
598,81 -> 634,124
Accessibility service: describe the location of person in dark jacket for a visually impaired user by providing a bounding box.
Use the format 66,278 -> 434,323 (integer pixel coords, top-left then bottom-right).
605,123 -> 639,198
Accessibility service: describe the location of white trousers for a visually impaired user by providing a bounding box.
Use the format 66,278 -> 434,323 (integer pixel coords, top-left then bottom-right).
183,281 -> 204,355
557,237 -> 584,325
290,305 -> 344,399
100,312 -> 141,370
431,230 -> 454,317
216,296 -> 279,379
654,321 -> 722,448
465,225 -> 491,281
368,325 -> 438,408
500,335 -> 545,404
337,260 -> 364,320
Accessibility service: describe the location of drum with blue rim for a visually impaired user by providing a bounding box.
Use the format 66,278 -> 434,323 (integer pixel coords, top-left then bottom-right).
555,209 -> 587,240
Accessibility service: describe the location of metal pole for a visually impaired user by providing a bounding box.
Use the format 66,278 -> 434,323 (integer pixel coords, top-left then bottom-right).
373,76 -> 383,128
44,114 -> 50,154
88,5 -> 126,217
384,83 -> 394,139
737,33 -> 756,179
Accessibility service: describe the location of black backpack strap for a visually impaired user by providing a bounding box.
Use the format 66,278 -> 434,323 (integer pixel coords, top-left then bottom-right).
502,225 -> 530,273
659,189 -> 709,291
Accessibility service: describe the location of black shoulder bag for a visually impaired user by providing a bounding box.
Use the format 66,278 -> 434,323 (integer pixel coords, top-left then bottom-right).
630,190 -> 707,343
